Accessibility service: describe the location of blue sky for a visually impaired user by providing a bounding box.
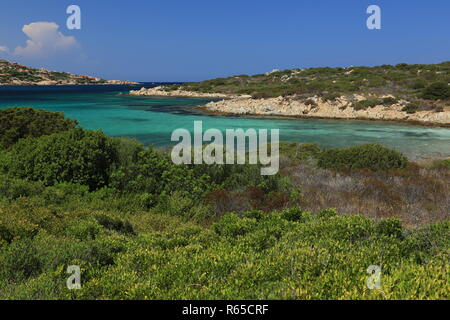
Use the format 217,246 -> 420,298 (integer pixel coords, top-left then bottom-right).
1,0 -> 449,82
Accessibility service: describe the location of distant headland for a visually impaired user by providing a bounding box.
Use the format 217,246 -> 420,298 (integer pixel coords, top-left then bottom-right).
0,59 -> 138,86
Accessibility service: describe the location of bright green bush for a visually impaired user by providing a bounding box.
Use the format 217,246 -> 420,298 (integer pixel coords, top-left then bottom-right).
0,107 -> 77,149
317,144 -> 408,171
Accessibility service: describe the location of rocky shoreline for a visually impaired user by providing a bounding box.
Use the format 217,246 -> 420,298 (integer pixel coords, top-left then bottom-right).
200,96 -> 450,126
130,86 -> 248,99
130,87 -> 450,126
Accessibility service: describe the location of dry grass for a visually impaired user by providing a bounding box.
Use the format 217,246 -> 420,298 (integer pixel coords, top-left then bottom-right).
202,157 -> 449,227
287,162 -> 450,226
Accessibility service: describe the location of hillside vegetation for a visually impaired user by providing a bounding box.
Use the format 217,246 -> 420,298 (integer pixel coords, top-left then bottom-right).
0,60 -> 136,85
167,62 -> 450,113
0,107 -> 448,300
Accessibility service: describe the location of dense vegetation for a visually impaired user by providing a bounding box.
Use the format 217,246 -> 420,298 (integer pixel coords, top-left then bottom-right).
0,107 -> 77,149
317,144 -> 408,171
0,108 -> 448,300
167,62 -> 450,113
4,128 -> 117,190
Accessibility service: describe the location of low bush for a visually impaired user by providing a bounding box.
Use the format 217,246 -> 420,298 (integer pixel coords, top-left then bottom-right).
351,99 -> 382,110
402,104 -> 419,114
421,82 -> 450,100
317,144 -> 408,171
5,128 -> 117,190
0,107 -> 77,149
110,147 -> 213,200
429,159 -> 450,169
304,99 -> 318,107
322,92 -> 341,102
382,97 -> 398,106
0,174 -> 45,200
278,142 -> 321,162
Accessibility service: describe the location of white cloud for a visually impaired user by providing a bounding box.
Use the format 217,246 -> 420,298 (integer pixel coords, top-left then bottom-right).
0,46 -> 9,53
14,22 -> 80,58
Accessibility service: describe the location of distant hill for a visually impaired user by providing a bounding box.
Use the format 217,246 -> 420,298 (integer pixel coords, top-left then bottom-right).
0,60 -> 138,85
167,61 -> 450,105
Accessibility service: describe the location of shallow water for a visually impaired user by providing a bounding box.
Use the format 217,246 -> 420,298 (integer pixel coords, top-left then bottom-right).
1,84 -> 449,160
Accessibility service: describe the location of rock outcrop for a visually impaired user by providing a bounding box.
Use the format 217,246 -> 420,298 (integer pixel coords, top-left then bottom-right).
200,95 -> 450,126
107,80 -> 139,85
129,85 -> 450,126
130,86 -> 250,99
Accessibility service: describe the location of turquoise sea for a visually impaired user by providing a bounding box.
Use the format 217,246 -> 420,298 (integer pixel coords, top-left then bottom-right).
1,84 -> 450,160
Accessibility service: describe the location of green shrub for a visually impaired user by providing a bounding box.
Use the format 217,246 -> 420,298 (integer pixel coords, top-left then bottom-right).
280,208 -> 310,222
317,208 -> 338,219
95,214 -> 135,236
66,219 -> 102,240
6,128 -> 117,190
317,144 -> 408,171
304,99 -> 318,107
402,104 -> 419,114
382,97 -> 398,106
0,174 -> 45,200
0,107 -> 77,149
110,147 -> 212,200
243,209 -> 264,220
191,160 -> 282,193
351,99 -> 382,110
322,92 -> 341,102
376,218 -> 404,239
278,142 -> 321,162
421,82 -> 450,100
213,213 -> 258,238
429,159 -> 450,169
0,239 -> 41,281
409,79 -> 427,89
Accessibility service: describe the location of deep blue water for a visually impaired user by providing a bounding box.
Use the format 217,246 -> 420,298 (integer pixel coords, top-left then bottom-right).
1,84 -> 449,160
